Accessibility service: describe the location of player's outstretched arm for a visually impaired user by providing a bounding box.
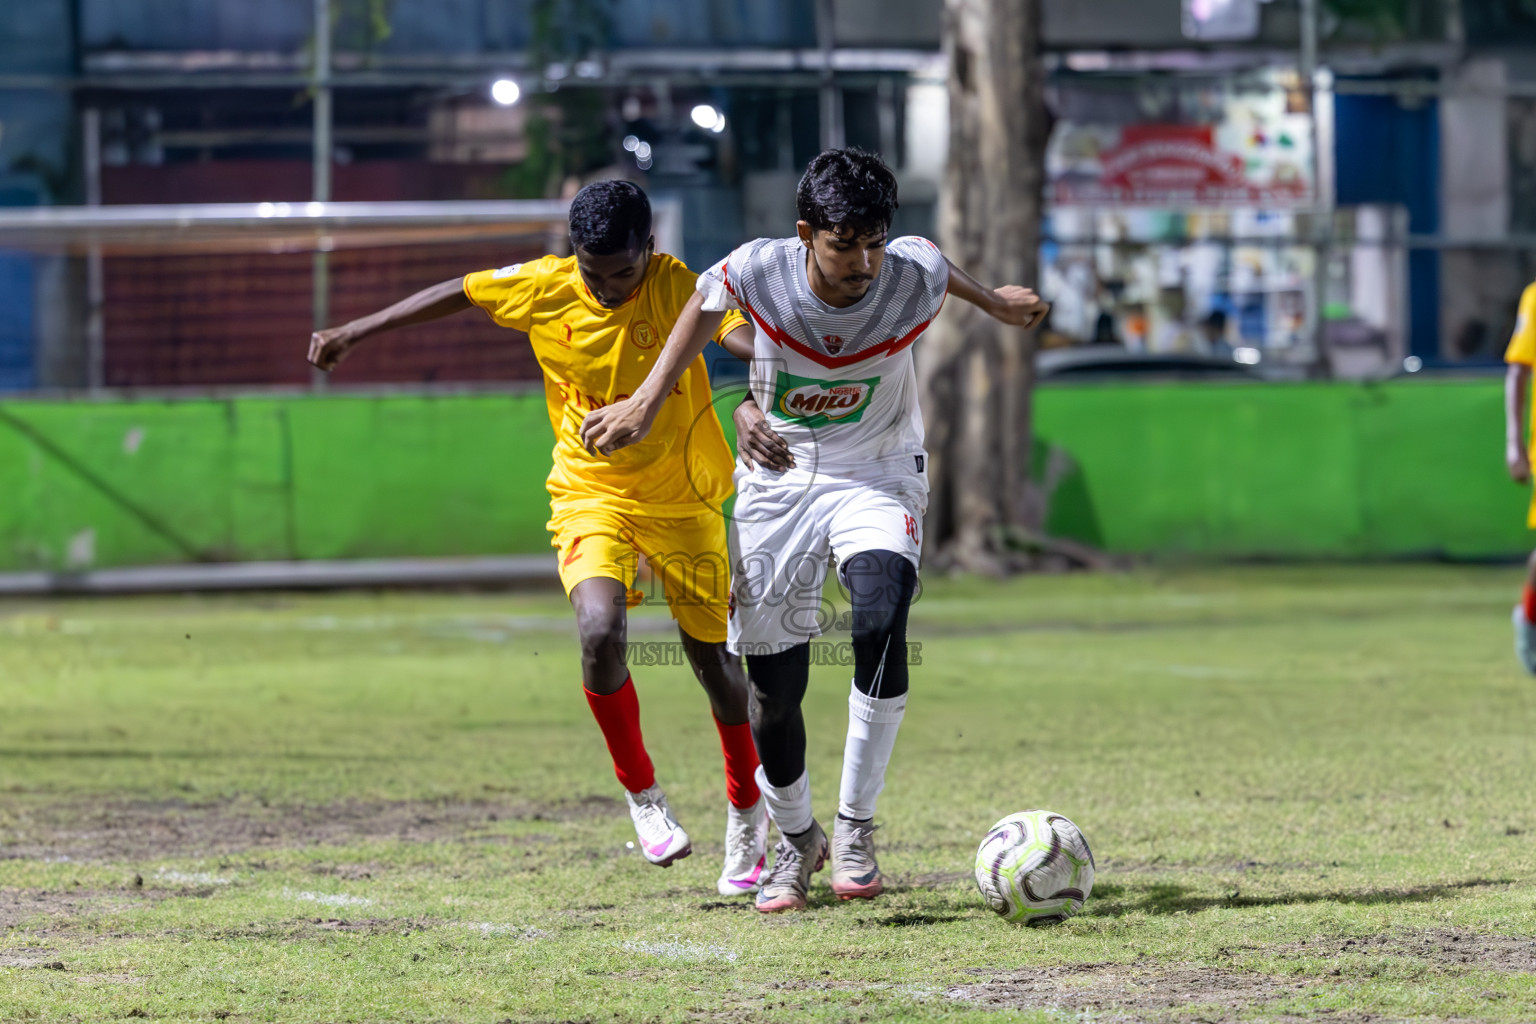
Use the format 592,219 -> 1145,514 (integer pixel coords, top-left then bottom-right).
579,290 -> 723,455
1508,362 -> 1532,484
944,257 -> 1050,330
307,277 -> 473,372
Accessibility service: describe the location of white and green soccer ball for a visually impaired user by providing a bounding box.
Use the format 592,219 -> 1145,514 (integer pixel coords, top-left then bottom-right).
974,810 -> 1095,925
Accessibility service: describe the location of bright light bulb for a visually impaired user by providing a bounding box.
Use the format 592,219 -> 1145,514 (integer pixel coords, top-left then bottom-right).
622,134 -> 640,152
634,141 -> 652,161
491,79 -> 521,106
691,104 -> 722,130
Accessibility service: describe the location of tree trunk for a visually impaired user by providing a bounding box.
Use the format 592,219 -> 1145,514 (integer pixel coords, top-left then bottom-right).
918,0 -> 1048,573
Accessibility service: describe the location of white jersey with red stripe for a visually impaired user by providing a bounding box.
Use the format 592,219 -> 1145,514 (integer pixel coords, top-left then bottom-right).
698,235 -> 949,473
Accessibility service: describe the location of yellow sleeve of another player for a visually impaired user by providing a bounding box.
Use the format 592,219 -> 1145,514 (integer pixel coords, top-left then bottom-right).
464,259 -> 544,332
657,256 -> 747,345
1506,283 -> 1536,366
714,309 -> 749,344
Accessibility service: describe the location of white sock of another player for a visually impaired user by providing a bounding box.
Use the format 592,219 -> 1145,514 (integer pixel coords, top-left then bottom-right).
755,764 -> 815,836
838,682 -> 907,821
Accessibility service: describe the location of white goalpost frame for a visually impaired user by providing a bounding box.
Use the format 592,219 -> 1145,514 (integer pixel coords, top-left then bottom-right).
0,197 -> 685,396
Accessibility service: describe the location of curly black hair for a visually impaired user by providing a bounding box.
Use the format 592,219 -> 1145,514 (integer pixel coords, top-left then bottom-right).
795,148 -> 899,238
568,180 -> 652,255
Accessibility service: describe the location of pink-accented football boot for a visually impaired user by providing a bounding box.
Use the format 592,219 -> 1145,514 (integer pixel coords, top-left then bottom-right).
716,797 -> 768,896
625,785 -> 691,867
754,820 -> 828,913
830,816 -> 883,899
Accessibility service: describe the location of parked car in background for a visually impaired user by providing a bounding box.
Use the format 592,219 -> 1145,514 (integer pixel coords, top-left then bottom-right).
1036,346 -> 1265,382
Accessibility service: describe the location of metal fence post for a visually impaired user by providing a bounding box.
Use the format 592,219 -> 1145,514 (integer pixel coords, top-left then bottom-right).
311,0 -> 332,391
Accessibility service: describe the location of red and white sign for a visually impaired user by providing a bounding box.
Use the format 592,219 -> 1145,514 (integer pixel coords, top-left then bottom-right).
1051,124 -> 1309,207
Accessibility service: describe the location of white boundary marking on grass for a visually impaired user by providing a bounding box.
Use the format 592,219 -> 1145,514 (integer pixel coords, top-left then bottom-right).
621,939 -> 738,963
157,869 -> 232,885
289,890 -> 374,908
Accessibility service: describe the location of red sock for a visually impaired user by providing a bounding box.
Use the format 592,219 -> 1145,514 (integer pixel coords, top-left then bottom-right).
1523,585 -> 1536,625
714,716 -> 762,809
584,677 -> 655,794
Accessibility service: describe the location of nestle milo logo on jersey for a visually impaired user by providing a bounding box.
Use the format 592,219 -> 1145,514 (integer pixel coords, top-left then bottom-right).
773,370 -> 879,427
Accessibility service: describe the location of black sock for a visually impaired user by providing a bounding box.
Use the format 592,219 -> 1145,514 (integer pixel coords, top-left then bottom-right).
842,549 -> 917,699
746,643 -> 811,787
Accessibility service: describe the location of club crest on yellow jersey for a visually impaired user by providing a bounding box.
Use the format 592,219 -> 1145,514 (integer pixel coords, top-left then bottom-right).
632,319 -> 659,349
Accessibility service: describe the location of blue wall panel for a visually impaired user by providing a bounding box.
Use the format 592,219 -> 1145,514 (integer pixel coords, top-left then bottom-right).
0,254 -> 35,392
1334,88 -> 1441,363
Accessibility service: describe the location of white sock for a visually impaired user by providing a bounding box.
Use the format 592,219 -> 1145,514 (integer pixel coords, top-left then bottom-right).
756,765 -> 814,836
838,682 -> 908,821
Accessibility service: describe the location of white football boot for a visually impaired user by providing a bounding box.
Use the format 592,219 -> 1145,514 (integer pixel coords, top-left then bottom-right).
1514,606 -> 1536,676
625,785 -> 692,867
716,797 -> 768,896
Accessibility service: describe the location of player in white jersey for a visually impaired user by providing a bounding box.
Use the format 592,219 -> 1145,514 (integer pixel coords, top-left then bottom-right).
581,149 -> 1047,912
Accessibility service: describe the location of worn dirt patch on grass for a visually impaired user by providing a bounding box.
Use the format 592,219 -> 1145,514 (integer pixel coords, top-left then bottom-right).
205,916 -> 436,940
0,794 -> 621,863
945,960 -> 1299,1019
0,887 -> 149,935
1294,928 -> 1536,972
0,946 -> 64,968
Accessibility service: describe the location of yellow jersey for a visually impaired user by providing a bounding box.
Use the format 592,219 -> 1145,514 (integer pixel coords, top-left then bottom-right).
1507,282 -> 1536,367
464,253 -> 742,515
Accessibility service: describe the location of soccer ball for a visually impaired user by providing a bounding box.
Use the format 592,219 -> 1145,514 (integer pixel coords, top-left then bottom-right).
974,810 -> 1095,925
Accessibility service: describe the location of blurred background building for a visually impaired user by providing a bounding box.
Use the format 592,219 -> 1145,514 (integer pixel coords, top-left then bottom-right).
6,0 -> 1534,391
0,0 -> 1531,575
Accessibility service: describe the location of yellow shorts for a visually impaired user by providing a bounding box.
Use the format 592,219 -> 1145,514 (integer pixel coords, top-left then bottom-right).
548,504 -> 731,644
1528,490 -> 1536,530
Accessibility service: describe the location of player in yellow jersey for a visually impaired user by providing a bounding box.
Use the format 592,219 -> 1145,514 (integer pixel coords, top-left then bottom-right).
306,182 -> 770,895
1504,281 -> 1536,674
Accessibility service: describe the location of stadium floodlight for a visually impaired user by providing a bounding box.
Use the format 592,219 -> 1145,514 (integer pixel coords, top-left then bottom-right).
491,79 -> 522,106
1234,347 -> 1262,365
691,104 -> 726,133
1181,0 -> 1262,41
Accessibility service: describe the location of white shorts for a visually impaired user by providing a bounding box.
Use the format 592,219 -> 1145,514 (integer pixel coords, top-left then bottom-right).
727,457 -> 928,655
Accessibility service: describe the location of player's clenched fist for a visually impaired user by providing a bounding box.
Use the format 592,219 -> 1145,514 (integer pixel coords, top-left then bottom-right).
580,397 -> 655,456
308,328 -> 355,372
1509,440 -> 1531,485
988,285 -> 1050,330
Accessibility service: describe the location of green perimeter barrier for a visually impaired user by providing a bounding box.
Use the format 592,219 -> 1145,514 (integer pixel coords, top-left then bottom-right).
0,378 -> 1525,573
1036,377 -> 1529,560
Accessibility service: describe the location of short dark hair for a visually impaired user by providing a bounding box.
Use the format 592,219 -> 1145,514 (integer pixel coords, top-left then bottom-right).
568,180 -> 652,255
796,148 -> 899,238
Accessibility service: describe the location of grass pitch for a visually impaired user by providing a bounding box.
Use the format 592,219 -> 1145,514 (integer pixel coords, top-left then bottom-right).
3,564 -> 1536,1023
